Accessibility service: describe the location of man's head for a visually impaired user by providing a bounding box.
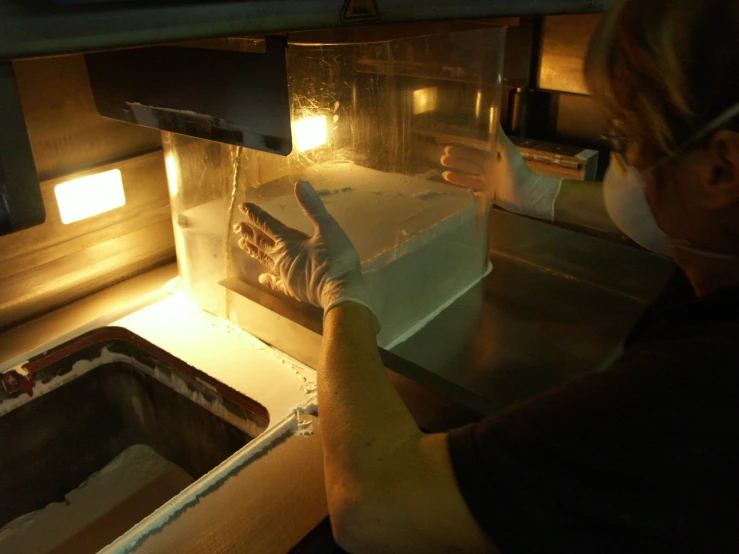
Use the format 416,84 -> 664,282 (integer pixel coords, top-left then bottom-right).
585,0 -> 739,278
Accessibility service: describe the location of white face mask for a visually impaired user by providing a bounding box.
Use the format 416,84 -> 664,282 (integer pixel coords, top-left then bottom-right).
602,102 -> 739,260
603,159 -> 673,256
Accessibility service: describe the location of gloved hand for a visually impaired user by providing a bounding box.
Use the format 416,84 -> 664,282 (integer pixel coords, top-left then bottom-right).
234,180 -> 377,322
440,128 -> 563,221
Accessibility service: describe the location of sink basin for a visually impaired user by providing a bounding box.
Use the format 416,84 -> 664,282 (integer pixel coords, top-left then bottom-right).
0,327 -> 269,553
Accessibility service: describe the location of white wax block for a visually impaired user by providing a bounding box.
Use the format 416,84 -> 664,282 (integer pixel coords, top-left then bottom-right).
260,163 -> 479,270
0,445 -> 193,554
254,163 -> 488,346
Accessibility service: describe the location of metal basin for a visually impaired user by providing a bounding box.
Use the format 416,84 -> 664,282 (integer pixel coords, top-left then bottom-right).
0,327 -> 269,553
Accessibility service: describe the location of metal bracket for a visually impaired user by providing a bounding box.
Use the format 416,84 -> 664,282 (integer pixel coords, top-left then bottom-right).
0,62 -> 44,236
85,36 -> 293,155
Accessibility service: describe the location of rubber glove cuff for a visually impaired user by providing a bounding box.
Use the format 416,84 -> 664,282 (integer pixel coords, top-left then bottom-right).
323,278 -> 381,335
497,174 -> 563,222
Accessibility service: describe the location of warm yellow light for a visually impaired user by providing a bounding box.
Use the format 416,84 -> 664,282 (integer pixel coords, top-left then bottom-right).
475,90 -> 483,119
54,169 -> 125,224
413,87 -> 438,115
292,115 -> 328,152
489,106 -> 498,134
165,153 -> 179,196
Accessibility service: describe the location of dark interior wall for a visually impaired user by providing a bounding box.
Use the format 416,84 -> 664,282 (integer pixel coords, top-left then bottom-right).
501,14 -> 609,175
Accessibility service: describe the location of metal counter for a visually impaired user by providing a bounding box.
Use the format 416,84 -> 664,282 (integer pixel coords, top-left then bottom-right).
387,210 -> 676,426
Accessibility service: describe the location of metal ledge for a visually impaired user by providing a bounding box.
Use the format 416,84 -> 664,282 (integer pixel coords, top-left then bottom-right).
1,0 -> 612,60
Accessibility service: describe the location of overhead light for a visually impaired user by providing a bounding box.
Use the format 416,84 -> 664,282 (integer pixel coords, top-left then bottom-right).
292,115 -> 328,152
413,87 -> 438,115
54,169 -> 125,224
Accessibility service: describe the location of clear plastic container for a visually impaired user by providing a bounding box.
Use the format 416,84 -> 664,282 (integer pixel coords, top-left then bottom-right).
166,26 -> 506,348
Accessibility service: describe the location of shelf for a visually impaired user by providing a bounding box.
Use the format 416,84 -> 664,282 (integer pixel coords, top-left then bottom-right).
0,0 -> 610,59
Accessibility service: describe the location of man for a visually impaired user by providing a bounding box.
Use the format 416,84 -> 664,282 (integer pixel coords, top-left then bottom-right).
234,0 -> 739,550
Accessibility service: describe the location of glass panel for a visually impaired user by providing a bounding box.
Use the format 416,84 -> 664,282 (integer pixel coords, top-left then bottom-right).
167,27 -> 506,349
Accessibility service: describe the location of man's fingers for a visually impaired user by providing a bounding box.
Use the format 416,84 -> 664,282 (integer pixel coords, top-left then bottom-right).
258,273 -> 291,297
237,223 -> 275,252
295,180 -> 331,228
440,154 -> 484,176
442,171 -> 485,191
444,145 -> 490,166
239,203 -> 288,240
239,238 -> 275,270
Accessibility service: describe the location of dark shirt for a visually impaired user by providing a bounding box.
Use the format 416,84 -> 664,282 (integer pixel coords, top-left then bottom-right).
448,271 -> 739,553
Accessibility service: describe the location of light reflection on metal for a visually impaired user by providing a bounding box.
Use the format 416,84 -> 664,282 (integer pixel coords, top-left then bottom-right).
55,169 -> 125,224
292,115 -> 328,152
165,153 -> 179,196
413,87 -> 438,115
489,106 -> 497,135
475,90 -> 483,119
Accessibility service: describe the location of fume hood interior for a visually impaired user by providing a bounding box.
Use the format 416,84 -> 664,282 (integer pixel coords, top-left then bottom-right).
0,9 -> 680,553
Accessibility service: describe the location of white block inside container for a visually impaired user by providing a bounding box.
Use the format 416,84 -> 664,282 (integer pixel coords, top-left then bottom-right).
252,163 -> 489,347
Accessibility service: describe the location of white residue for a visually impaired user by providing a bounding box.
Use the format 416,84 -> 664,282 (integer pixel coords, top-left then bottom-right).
371,190 -> 405,197
295,414 -> 315,436
0,445 -> 193,554
172,291 -> 318,396
103,412 -> 302,554
317,186 -> 353,197
294,398 -> 319,436
413,190 -> 448,200
0,347 -> 127,417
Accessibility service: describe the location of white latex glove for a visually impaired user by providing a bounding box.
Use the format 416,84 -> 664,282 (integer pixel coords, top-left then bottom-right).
234,180 -> 377,323
440,128 -> 563,221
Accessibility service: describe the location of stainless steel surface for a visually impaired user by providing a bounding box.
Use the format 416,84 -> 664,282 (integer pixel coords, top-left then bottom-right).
223,209 -> 675,425
391,211 -> 676,417
86,38 -> 293,155
223,277 -> 323,370
0,0 -> 613,59
489,210 -> 671,302
555,93 -> 607,150
0,62 -> 43,235
538,13 -> 601,94
502,23 -> 535,89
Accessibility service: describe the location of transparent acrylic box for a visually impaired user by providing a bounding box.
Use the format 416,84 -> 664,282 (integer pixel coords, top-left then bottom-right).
166,26 -> 505,349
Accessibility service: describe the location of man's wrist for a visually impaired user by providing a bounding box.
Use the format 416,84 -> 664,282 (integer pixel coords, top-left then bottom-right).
324,297 -> 381,335
523,174 -> 563,221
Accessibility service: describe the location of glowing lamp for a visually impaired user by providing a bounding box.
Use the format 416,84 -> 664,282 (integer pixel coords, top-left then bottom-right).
55,169 -> 125,224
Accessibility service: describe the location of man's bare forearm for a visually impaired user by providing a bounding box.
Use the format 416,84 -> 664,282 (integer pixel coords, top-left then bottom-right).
319,302 -> 422,483
318,302 -> 500,553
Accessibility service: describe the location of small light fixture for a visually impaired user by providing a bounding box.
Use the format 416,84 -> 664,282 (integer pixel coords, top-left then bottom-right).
54,169 -> 125,224
292,115 -> 328,152
413,87 -> 438,115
